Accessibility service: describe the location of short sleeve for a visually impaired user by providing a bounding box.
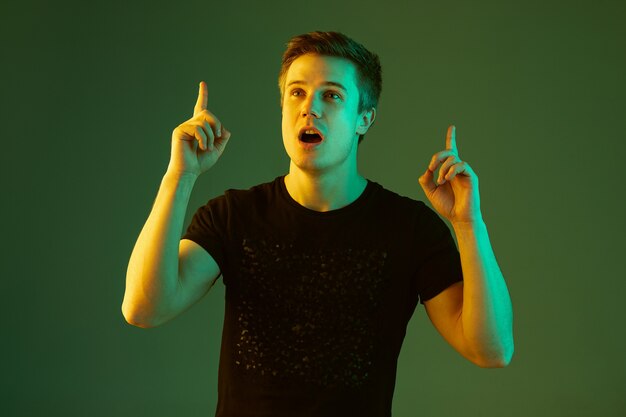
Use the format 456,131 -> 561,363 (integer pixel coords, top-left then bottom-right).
181,194 -> 228,273
414,204 -> 463,304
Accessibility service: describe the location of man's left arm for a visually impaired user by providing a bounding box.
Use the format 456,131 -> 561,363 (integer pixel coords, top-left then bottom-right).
418,125 -> 514,368
452,219 -> 513,367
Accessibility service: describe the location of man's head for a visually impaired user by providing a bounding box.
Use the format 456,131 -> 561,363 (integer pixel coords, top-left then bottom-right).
278,31 -> 383,147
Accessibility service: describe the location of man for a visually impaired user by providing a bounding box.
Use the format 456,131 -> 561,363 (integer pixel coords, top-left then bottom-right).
122,31 -> 513,416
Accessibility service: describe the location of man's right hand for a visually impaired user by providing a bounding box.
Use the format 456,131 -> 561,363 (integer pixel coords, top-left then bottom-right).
167,81 -> 232,178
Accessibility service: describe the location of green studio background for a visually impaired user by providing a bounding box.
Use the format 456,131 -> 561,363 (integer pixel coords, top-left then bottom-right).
2,0 -> 625,416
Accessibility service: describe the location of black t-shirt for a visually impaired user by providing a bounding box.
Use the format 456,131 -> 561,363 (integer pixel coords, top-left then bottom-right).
182,175 -> 463,417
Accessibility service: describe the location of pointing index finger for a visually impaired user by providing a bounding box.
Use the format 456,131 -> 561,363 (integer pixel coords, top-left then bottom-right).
194,81 -> 208,115
446,125 -> 457,153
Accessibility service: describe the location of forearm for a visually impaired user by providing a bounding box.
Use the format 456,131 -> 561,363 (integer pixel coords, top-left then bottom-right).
452,220 -> 514,366
122,171 -> 198,327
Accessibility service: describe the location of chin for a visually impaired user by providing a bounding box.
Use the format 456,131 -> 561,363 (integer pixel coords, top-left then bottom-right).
287,153 -> 326,173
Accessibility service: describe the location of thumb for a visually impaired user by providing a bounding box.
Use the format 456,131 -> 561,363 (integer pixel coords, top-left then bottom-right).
216,127 -> 232,150
418,167 -> 437,195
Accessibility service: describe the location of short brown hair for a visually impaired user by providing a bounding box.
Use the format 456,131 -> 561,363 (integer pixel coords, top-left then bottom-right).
278,31 -> 383,145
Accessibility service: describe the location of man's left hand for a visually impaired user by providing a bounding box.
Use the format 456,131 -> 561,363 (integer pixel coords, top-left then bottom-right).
418,125 -> 482,225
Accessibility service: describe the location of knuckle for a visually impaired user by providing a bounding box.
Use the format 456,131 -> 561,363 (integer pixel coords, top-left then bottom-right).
195,109 -> 210,120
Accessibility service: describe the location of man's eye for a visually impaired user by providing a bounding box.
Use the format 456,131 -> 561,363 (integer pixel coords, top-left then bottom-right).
289,89 -> 341,100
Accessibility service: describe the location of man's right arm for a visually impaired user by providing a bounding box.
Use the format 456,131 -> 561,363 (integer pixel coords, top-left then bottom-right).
121,172 -> 220,328
122,81 -> 231,328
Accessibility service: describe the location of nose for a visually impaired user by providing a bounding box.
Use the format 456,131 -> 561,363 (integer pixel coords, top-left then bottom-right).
301,95 -> 321,119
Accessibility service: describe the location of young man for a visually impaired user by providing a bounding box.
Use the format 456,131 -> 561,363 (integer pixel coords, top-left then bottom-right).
123,31 -> 513,416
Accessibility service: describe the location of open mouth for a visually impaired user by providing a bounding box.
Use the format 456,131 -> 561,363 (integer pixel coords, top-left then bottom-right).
299,132 -> 323,143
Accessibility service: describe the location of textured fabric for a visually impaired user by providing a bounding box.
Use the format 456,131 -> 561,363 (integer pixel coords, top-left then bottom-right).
182,175 -> 463,417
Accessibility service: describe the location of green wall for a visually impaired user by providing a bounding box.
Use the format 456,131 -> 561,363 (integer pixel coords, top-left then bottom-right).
3,0 -> 625,415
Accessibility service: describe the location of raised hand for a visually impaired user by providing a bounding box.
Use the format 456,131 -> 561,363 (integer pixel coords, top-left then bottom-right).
167,81 -> 232,177
418,125 -> 482,225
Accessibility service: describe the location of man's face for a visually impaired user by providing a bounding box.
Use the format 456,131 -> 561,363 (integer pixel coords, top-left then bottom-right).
281,53 -> 374,174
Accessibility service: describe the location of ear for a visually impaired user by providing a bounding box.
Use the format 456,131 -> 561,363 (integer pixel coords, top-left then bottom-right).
356,107 -> 376,135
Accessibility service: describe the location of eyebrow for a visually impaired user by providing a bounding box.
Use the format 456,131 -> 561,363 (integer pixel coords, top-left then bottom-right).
287,80 -> 348,93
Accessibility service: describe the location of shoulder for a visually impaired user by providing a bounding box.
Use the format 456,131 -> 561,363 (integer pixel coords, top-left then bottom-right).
369,180 -> 430,215
368,179 -> 411,202
370,180 -> 451,236
205,176 -> 281,205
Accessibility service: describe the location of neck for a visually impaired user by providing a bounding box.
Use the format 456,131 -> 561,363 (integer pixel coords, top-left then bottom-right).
284,164 -> 368,212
